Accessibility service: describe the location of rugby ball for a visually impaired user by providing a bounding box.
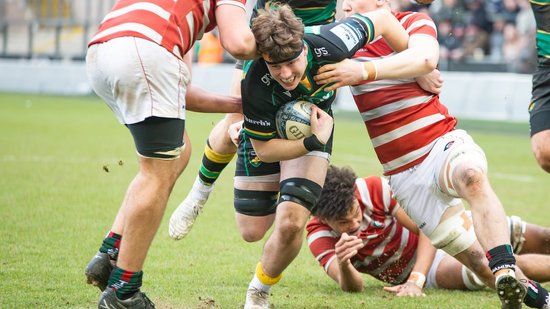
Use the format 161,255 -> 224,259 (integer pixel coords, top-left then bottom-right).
275,100 -> 313,140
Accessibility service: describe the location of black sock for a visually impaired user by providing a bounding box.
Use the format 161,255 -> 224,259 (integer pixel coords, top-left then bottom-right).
99,231 -> 121,260
108,266 -> 143,299
524,280 -> 549,308
486,244 -> 516,273
198,139 -> 235,186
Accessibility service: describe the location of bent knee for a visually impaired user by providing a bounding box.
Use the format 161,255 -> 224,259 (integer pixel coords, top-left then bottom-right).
454,166 -> 487,193
240,229 -> 267,243
533,151 -> 550,173
276,220 -> 305,242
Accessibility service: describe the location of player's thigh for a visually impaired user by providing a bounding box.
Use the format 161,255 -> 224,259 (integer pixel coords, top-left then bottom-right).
520,222 -> 550,254
86,37 -> 189,125
280,154 -> 329,185
434,253 -> 467,290
234,132 -> 281,216
531,129 -> 550,158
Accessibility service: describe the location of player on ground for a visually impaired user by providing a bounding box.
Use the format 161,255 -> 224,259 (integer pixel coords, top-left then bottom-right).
307,165 -> 550,296
312,0 -> 550,307
83,0 -> 256,307
168,0 -> 339,240
235,4 -> 450,308
528,0 -> 550,173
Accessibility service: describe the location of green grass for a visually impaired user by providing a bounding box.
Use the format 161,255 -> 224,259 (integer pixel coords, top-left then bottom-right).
1,93 -> 548,308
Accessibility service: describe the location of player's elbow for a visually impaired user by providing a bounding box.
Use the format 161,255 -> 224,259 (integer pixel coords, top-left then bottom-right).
221,35 -> 256,60
414,56 -> 438,75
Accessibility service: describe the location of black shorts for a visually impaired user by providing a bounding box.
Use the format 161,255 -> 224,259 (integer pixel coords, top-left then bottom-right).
235,131 -> 280,178
529,65 -> 550,136
126,117 -> 185,159
235,129 -> 334,178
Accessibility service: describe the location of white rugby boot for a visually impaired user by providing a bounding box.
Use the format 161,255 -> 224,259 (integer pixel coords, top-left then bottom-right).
496,270 -> 526,309
168,178 -> 213,240
244,287 -> 270,309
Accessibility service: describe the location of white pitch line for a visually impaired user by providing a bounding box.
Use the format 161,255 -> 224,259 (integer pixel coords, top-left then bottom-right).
0,154 -> 124,165
492,172 -> 535,183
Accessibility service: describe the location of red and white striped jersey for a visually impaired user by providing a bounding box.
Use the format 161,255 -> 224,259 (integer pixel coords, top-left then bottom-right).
88,0 -> 246,58
351,11 -> 457,175
306,176 -> 418,285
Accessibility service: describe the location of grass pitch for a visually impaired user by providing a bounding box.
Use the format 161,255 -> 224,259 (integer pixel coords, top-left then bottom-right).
0,93 -> 548,308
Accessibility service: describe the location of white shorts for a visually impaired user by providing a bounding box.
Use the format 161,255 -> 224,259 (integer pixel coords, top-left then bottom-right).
389,129 -> 478,236
86,37 -> 190,124
425,250 -> 446,289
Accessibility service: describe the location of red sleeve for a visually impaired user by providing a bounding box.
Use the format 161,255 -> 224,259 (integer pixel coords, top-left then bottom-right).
306,217 -> 338,270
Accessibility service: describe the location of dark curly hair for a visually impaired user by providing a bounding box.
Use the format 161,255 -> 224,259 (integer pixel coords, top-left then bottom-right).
251,3 -> 304,63
313,165 -> 357,220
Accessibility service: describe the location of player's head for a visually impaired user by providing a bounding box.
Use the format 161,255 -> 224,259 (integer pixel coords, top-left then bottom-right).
312,165 -> 363,236
341,0 -> 389,18
252,3 -> 307,91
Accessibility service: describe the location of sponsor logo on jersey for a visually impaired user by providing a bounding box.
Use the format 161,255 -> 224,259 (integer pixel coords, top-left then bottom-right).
261,73 -> 273,86
313,47 -> 329,58
330,23 -> 360,51
371,220 -> 384,228
244,115 -> 271,127
248,150 -> 262,167
444,141 -> 455,151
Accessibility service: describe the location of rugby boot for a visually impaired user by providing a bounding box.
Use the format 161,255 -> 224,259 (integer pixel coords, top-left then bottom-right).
85,252 -> 114,291
244,287 -> 270,309
496,270 -> 527,309
98,287 -> 155,309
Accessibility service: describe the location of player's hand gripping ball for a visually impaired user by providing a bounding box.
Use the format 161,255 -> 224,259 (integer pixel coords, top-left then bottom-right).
276,100 -> 314,140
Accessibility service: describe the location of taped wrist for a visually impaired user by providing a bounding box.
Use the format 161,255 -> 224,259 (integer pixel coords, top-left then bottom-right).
303,134 -> 325,151
362,61 -> 378,81
407,271 -> 426,289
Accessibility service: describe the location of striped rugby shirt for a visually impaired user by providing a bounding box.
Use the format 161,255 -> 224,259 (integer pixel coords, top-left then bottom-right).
88,0 -> 246,58
306,176 -> 418,285
350,12 -> 457,175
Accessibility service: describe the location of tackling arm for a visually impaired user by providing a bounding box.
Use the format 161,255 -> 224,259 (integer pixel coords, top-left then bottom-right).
215,4 -> 257,60
314,33 -> 439,91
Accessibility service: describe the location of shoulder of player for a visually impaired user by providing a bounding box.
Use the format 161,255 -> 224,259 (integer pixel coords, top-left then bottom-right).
396,11 -> 436,29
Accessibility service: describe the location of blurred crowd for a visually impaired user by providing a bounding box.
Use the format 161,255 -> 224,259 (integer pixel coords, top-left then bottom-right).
194,0 -> 538,74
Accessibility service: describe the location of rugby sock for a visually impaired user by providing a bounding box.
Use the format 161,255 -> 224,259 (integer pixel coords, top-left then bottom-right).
108,266 -> 143,300
523,280 -> 549,308
249,262 -> 282,293
486,244 -> 516,273
198,139 -> 235,187
99,231 -> 121,261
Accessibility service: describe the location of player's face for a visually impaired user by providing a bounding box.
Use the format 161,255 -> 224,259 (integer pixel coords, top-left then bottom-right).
342,0 -> 379,17
324,199 -> 363,236
263,47 -> 308,91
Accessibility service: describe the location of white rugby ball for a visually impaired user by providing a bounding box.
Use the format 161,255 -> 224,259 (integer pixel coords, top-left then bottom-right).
275,100 -> 314,140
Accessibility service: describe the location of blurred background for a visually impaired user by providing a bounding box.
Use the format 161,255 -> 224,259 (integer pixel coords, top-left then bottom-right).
0,0 -> 537,121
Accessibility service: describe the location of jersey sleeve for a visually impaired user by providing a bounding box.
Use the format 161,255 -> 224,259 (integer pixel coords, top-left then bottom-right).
306,218 -> 338,272
363,176 -> 398,216
241,62 -> 279,141
304,14 -> 376,62
215,0 -> 246,10
401,12 -> 437,40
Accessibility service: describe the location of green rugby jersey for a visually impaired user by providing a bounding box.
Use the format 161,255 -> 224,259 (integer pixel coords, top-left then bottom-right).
251,0 -> 337,26
530,0 -> 550,65
241,14 -> 375,141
